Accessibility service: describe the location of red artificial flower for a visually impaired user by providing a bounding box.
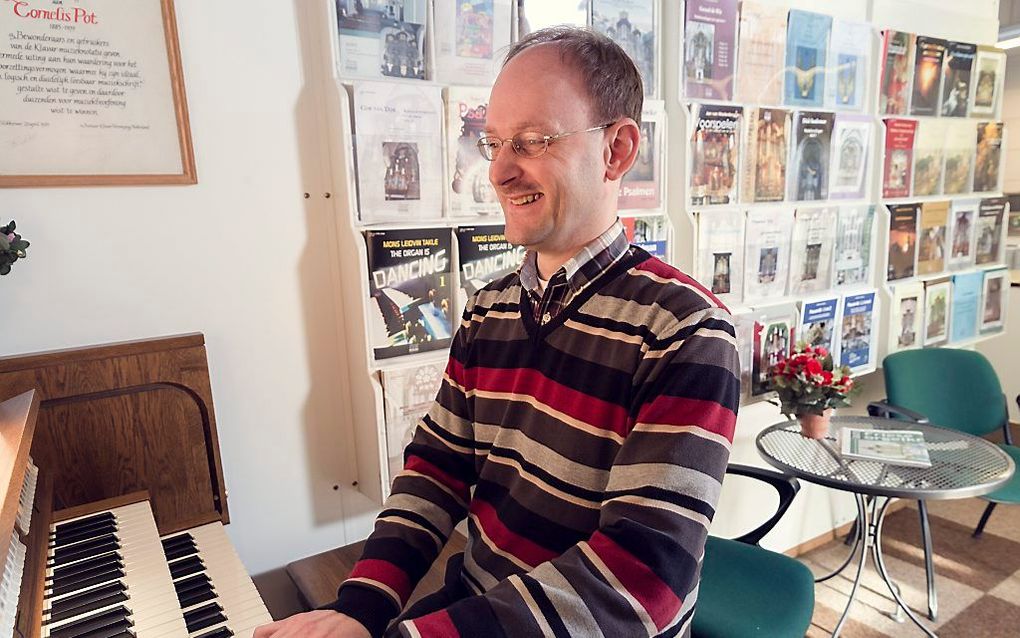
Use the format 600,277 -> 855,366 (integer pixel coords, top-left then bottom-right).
821,370 -> 833,384
806,358 -> 823,375
816,347 -> 828,358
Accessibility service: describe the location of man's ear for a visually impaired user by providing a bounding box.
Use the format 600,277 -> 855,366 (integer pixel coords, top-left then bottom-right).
604,118 -> 641,181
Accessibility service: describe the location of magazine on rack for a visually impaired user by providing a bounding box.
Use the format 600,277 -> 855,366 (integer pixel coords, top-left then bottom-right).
381,362 -> 445,488
888,281 -> 923,353
750,301 -> 799,396
447,86 -> 500,217
829,114 -> 871,200
789,111 -> 834,202
689,103 -> 742,206
922,276 -> 951,346
733,1 -> 787,105
682,0 -> 738,101
970,45 -> 1006,117
882,118 -> 917,199
733,311 -> 756,400
950,270 -> 983,343
825,18 -> 871,111
335,0 -> 428,81
352,82 -> 444,223
910,36 -> 948,116
940,41 -> 976,117
744,208 -> 794,304
619,101 -> 664,210
784,10 -> 832,108
943,120 -> 975,195
696,209 -> 745,306
916,200 -> 949,276
455,224 -> 525,311
518,0 -> 587,34
975,197 -> 1006,265
912,119 -> 947,197
364,227 -> 454,360
887,202 -> 919,281
433,0 -> 512,86
879,30 -> 914,115
980,268 -> 1008,333
973,122 -> 1004,193
788,207 -> 836,295
742,107 -> 789,203
593,0 -> 657,97
622,214 -> 670,260
839,428 -> 931,468
839,290 -> 876,372
833,205 -> 875,287
799,295 -> 840,357
947,198 -> 978,270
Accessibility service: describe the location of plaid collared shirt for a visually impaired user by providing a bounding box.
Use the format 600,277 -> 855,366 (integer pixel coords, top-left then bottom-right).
518,220 -> 630,326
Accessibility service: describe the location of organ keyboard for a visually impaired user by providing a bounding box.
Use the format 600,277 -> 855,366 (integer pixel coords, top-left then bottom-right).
0,335 -> 271,638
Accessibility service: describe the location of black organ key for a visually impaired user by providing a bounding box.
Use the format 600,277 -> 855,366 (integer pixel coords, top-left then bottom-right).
50,535 -> 120,565
47,552 -> 123,583
52,522 -> 118,547
169,555 -> 205,580
48,604 -> 131,638
173,573 -> 212,596
183,602 -> 226,633
48,567 -> 125,598
72,618 -> 134,638
48,589 -> 129,624
52,512 -> 114,534
193,628 -> 234,638
164,540 -> 199,562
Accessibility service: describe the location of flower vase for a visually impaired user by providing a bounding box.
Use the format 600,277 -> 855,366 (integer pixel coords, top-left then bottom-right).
797,409 -> 832,439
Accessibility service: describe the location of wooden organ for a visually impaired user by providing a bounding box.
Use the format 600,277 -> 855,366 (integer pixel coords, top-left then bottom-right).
0,334 -> 271,638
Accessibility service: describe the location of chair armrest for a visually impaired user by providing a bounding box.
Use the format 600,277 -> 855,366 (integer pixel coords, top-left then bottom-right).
867,400 -> 930,423
724,464 -> 800,546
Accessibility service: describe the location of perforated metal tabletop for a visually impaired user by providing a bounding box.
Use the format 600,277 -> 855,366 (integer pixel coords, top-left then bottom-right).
756,416 -> 1015,500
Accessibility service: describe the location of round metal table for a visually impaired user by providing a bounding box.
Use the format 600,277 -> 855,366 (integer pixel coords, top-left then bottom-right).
756,415 -> 1015,637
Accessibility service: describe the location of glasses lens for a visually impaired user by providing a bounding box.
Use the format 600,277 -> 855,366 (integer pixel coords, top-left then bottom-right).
512,133 -> 548,158
476,137 -> 500,161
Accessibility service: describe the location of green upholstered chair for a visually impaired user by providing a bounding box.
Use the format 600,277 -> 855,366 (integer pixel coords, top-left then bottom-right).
693,464 -> 815,638
868,348 -> 1019,621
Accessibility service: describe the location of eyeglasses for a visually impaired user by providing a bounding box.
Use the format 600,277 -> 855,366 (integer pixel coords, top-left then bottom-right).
476,123 -> 612,161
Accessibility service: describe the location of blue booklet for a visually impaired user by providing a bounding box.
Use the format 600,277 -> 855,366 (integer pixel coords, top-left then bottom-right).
950,270 -> 983,342
784,10 -> 833,107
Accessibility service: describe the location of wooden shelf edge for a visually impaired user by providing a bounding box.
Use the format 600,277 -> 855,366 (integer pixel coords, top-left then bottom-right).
0,390 -> 40,578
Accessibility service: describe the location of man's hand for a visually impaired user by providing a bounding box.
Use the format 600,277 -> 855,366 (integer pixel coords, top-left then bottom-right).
253,610 -> 371,638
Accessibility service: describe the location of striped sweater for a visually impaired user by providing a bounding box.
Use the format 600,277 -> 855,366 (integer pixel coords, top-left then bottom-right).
329,245 -> 740,637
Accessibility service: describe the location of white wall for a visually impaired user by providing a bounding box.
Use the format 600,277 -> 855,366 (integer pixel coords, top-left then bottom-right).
0,0 -> 1013,586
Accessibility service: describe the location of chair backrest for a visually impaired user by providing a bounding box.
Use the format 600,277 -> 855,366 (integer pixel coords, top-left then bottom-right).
883,349 -> 1007,437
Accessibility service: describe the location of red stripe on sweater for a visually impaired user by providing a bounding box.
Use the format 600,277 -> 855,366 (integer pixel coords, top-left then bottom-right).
471,498 -> 559,567
589,531 -> 682,630
349,559 -> 412,604
405,454 -> 470,502
634,258 -> 729,312
410,609 -> 460,637
637,395 -> 737,442
451,363 -> 630,437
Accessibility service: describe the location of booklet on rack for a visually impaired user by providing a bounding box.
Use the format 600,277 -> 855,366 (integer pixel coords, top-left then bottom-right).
593,0 -> 657,98
839,428 -> 932,468
381,362 -> 445,489
619,101 -> 665,210
734,1 -> 787,105
833,205 -> 875,287
971,46 -> 1006,118
447,87 -> 500,218
456,224 -> 525,313
696,209 -> 745,307
784,10 -> 832,108
689,103 -> 742,206
943,121 -> 976,195
622,214 -> 670,260
911,36 -> 948,116
879,30 -> 914,115
682,0 -> 738,101
743,107 -> 789,204
789,111 -> 834,202
974,121 -> 1004,193
433,0 -> 512,86
336,0 -> 427,81
940,41 -> 976,117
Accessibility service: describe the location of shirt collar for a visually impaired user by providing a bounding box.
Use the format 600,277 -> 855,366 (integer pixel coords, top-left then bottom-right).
518,220 -> 628,296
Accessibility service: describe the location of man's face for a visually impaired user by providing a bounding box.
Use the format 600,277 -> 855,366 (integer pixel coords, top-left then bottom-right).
485,46 -> 609,254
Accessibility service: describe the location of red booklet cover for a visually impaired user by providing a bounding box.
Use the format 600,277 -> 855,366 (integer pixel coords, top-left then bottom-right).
882,118 -> 918,199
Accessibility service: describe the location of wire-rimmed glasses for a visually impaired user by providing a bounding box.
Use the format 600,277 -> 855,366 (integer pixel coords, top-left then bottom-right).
476,123 -> 612,161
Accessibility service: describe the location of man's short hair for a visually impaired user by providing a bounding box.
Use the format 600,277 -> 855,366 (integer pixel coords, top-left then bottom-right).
504,27 -> 644,126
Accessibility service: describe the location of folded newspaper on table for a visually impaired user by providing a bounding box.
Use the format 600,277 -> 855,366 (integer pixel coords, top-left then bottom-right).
839,428 -> 932,468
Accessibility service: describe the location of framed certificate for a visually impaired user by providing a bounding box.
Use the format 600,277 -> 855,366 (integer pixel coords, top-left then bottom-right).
0,0 -> 195,186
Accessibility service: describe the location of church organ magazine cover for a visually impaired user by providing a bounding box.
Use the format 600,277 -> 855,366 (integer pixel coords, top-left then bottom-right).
789,111 -> 834,202
910,36 -> 948,117
949,270 -> 982,343
593,0 -> 657,98
619,101 -> 665,210
743,207 -> 794,304
943,120 -> 976,195
833,205 -> 875,287
829,114 -> 872,201
365,228 -> 454,360
887,202 -> 919,282
912,118 -> 947,197
839,290 -> 877,372
916,200 -> 949,276
973,121 -> 1004,193
433,0 -> 513,86
750,302 -> 799,396
446,87 -> 501,217
947,198 -> 978,271
733,1 -> 787,106
788,207 -> 837,296
742,107 -> 789,204
689,103 -> 742,206
922,277 -> 951,347
879,30 -> 914,115
682,0 -> 738,101
799,295 -> 840,360
352,82 -> 444,223
980,268 -> 1008,333
970,45 -> 1006,118
696,209 -> 745,307
783,10 -> 832,109
940,41 -> 976,117
455,224 -> 525,311
888,281 -> 923,353
881,118 -> 917,199
974,196 -> 1006,265
621,214 -> 670,259
381,362 -> 445,490
825,18 -> 871,112
336,0 -> 428,81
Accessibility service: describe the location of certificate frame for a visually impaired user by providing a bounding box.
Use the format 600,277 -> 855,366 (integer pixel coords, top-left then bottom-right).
0,0 -> 195,187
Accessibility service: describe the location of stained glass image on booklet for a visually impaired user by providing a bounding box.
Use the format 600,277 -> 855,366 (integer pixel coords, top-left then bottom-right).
940,41 -> 976,117
433,0 -> 512,86
619,101 -> 664,210
833,205 -> 875,287
744,207 -> 793,304
447,87 -> 500,217
788,207 -> 836,296
839,428 -> 931,468
879,30 -> 914,115
456,225 -> 525,312
593,0 -> 657,98
689,103 -> 742,206
789,111 -> 834,202
784,10 -> 832,108
336,0 -> 428,80
682,0 -> 738,101
829,114 -> 871,200
743,107 -> 789,203
381,362 -> 445,490
910,36 -> 947,116
365,228 -> 454,360
696,209 -> 744,307
826,18 -> 871,112
733,1 -> 787,105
